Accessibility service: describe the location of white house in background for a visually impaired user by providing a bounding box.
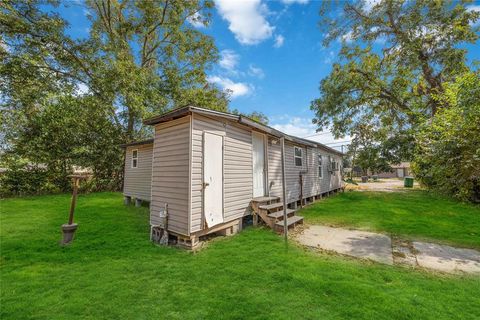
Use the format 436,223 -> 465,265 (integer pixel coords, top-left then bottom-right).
121,106 -> 344,249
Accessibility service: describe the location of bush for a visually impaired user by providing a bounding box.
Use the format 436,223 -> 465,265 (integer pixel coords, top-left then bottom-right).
413,72 -> 480,202
0,158 -> 61,197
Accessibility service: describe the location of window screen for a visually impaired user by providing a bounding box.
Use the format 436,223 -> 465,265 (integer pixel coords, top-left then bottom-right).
294,147 -> 302,167
132,150 -> 138,168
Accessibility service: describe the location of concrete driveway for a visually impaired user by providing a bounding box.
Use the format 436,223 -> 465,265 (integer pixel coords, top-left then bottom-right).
295,225 -> 480,274
346,178 -> 418,192
296,225 -> 393,265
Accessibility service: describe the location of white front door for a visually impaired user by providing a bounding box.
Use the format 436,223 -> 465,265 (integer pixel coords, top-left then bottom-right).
397,168 -> 404,178
252,131 -> 265,198
203,132 -> 224,227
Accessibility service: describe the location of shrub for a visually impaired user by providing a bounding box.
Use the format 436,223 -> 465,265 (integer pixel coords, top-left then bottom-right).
413,72 -> 480,202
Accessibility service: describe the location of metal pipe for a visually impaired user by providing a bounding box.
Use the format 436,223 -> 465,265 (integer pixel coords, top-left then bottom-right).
68,177 -> 79,225
280,137 -> 288,241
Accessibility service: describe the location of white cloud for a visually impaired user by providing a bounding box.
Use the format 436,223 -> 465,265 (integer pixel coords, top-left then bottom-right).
248,64 -> 265,79
468,5 -> 480,12
323,50 -> 335,64
341,31 -> 354,43
76,83 -> 90,95
187,12 -> 206,28
219,49 -> 240,71
215,0 -> 274,45
207,75 -> 252,98
281,0 -> 309,4
274,34 -> 285,48
467,5 -> 480,26
271,116 -> 350,150
364,0 -> 382,11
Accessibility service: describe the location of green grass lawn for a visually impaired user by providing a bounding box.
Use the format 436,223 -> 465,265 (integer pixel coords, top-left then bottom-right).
299,190 -> 480,249
1,192 -> 479,319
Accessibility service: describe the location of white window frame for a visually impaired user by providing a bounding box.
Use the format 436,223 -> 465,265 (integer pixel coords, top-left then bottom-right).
131,149 -> 138,168
294,146 -> 303,167
318,154 -> 323,179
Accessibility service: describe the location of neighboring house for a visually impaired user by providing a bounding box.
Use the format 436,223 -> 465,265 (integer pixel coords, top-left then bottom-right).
122,106 -> 343,248
377,162 -> 412,178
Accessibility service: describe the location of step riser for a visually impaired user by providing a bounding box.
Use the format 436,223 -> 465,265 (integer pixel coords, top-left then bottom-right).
274,216 -> 304,233
267,211 -> 295,222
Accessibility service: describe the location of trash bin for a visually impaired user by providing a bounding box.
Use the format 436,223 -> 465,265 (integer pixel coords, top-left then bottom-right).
404,176 -> 414,188
372,175 -> 378,181
361,176 -> 368,183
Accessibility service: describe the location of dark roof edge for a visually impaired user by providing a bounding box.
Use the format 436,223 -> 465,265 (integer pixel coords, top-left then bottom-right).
143,106 -> 344,156
119,138 -> 154,148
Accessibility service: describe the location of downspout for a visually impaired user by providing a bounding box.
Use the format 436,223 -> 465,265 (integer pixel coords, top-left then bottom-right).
280,137 -> 288,241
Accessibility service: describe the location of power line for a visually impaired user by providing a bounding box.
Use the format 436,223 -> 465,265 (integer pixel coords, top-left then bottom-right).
323,140 -> 352,146
302,131 -> 332,138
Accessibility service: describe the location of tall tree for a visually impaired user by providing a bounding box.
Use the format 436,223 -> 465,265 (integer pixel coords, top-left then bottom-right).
1,0 -> 228,143
0,0 -> 228,195
311,0 -> 479,144
85,0 -> 228,140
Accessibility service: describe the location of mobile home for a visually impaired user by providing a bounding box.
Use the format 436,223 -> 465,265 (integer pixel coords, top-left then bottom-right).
122,106 -> 343,248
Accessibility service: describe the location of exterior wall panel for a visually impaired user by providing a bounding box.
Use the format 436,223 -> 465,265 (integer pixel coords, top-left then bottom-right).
190,114 -> 253,233
150,116 -> 190,235
267,139 -> 343,204
123,144 -> 153,201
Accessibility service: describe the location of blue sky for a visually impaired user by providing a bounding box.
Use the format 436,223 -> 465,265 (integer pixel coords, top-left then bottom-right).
57,0 -> 480,151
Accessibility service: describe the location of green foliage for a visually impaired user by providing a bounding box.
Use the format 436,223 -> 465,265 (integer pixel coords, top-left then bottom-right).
0,95 -> 124,196
1,0 -> 229,195
312,0 -> 479,155
413,72 -> 480,202
355,144 -> 391,175
230,108 -> 269,125
1,192 -> 480,319
0,156 -> 56,197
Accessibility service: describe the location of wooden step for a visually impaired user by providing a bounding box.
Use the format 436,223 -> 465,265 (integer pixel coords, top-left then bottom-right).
267,209 -> 296,220
258,202 -> 284,211
274,215 -> 304,232
252,196 -> 279,203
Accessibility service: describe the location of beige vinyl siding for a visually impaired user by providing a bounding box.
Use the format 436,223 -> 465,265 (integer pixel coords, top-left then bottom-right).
150,116 -> 190,235
266,139 -> 343,204
190,114 -> 253,233
284,142 -> 306,203
267,137 -> 283,200
326,152 -> 343,190
123,144 -> 153,201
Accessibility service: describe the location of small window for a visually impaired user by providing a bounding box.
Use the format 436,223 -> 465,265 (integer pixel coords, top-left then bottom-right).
330,156 -> 336,172
294,147 -> 303,167
132,149 -> 138,168
318,155 -> 323,179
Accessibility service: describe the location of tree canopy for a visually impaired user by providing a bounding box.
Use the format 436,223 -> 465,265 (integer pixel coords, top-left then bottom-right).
0,0 -> 229,195
311,0 -> 479,141
1,0 -> 228,142
313,0 -> 479,201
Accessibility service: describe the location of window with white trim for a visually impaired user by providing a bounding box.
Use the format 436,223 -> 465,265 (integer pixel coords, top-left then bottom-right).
132,149 -> 138,168
318,155 -> 323,178
294,147 -> 303,167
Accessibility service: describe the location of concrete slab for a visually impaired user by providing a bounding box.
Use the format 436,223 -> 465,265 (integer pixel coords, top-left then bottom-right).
296,225 -> 393,265
413,242 -> 480,274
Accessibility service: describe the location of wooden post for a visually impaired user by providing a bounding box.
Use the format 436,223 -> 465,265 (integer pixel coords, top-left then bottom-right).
62,174 -> 88,245
299,174 -> 303,208
280,137 -> 288,241
68,177 -> 80,225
